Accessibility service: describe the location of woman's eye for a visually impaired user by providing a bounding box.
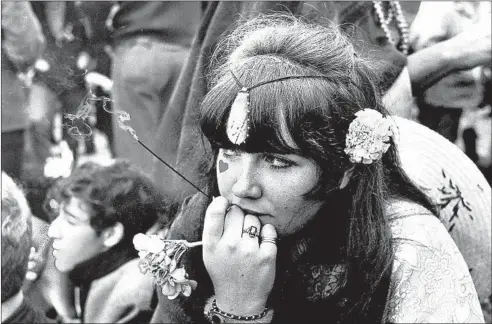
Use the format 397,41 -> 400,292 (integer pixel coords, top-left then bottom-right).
264,155 -> 295,169
221,149 -> 241,158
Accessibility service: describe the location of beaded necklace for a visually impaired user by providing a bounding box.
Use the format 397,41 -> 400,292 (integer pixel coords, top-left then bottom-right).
372,1 -> 410,55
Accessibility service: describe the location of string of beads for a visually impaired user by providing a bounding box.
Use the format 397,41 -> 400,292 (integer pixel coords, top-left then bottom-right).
372,1 -> 410,55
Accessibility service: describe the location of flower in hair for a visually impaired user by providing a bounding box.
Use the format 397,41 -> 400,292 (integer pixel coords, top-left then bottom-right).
344,109 -> 395,164
133,233 -> 198,299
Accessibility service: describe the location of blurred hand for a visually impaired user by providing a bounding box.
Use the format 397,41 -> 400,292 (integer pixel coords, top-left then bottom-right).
85,72 -> 113,93
410,1 -> 477,50
410,1 -> 491,71
44,141 -> 74,178
202,197 -> 277,316
25,247 -> 45,281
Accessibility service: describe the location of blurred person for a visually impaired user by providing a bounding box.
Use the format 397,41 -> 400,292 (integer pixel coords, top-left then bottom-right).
410,1 -> 491,143
46,160 -> 166,322
410,1 -> 492,190
1,171 -> 53,323
316,1 -> 491,124
1,1 -> 46,180
19,174 -> 79,322
72,1 -> 115,154
108,1 -> 202,176
26,1 -> 93,176
23,1 -> 84,180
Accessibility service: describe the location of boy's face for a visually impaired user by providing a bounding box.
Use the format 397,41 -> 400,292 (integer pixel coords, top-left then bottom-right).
48,197 -> 107,272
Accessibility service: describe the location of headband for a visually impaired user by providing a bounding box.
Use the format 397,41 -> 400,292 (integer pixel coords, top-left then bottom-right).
227,70 -> 336,145
226,70 -> 395,164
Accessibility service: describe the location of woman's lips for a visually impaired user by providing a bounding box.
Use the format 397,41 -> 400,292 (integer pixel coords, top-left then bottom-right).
240,208 -> 272,218
228,204 -> 272,217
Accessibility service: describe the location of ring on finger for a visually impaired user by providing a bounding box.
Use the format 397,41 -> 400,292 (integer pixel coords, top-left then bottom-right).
243,225 -> 259,238
261,236 -> 277,245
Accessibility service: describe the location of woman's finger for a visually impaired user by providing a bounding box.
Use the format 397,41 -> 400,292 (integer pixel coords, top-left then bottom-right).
259,224 -> 278,257
221,205 -> 244,244
241,214 -> 261,246
202,196 -> 229,248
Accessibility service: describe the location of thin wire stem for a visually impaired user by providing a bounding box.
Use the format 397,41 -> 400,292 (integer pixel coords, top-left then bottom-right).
136,139 -> 210,199
185,241 -> 203,248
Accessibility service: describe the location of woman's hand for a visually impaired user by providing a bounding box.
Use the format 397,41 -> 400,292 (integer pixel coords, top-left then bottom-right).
202,197 -> 277,316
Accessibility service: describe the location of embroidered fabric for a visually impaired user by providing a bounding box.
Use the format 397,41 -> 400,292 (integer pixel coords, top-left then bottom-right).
304,264 -> 347,302
385,202 -> 485,323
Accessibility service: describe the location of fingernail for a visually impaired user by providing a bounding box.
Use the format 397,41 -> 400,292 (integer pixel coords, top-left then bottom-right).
226,204 -> 238,213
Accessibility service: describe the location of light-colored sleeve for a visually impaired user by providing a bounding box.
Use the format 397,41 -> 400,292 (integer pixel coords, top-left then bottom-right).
385,206 -> 484,323
382,67 -> 419,121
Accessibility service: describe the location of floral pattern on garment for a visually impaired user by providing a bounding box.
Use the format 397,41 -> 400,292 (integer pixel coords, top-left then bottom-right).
384,201 -> 484,323
305,264 -> 348,302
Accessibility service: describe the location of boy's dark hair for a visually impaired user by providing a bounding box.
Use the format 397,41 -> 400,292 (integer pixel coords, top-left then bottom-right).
48,160 -> 166,244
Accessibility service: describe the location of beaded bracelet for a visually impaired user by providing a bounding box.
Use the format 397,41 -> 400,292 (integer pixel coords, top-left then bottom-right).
209,299 -> 269,321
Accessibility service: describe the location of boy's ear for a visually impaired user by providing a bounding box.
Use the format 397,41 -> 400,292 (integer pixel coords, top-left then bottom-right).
339,166 -> 355,189
102,222 -> 124,248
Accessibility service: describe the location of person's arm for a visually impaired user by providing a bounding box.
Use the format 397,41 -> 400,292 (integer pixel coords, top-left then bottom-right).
1,1 -> 46,71
407,1 -> 491,95
406,41 -> 458,95
384,206 -> 484,323
407,23 -> 491,95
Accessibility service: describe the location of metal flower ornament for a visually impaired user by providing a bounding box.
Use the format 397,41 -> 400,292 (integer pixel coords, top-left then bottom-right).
133,234 -> 202,299
344,109 -> 396,164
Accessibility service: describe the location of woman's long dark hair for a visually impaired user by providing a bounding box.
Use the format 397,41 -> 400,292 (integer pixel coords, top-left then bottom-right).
175,14 -> 436,323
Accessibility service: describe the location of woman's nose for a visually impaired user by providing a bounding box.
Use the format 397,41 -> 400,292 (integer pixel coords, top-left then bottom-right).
231,161 -> 262,199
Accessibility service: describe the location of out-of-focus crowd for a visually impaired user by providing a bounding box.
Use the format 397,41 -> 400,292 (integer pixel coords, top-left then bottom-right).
1,1 -> 491,323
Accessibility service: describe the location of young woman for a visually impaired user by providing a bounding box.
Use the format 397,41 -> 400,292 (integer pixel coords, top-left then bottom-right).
148,15 -> 484,323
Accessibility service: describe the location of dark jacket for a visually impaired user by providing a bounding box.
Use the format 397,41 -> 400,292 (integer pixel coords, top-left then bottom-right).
68,246 -> 155,323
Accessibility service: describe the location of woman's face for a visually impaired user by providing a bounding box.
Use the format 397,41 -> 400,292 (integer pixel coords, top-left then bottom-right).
216,148 -> 324,236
